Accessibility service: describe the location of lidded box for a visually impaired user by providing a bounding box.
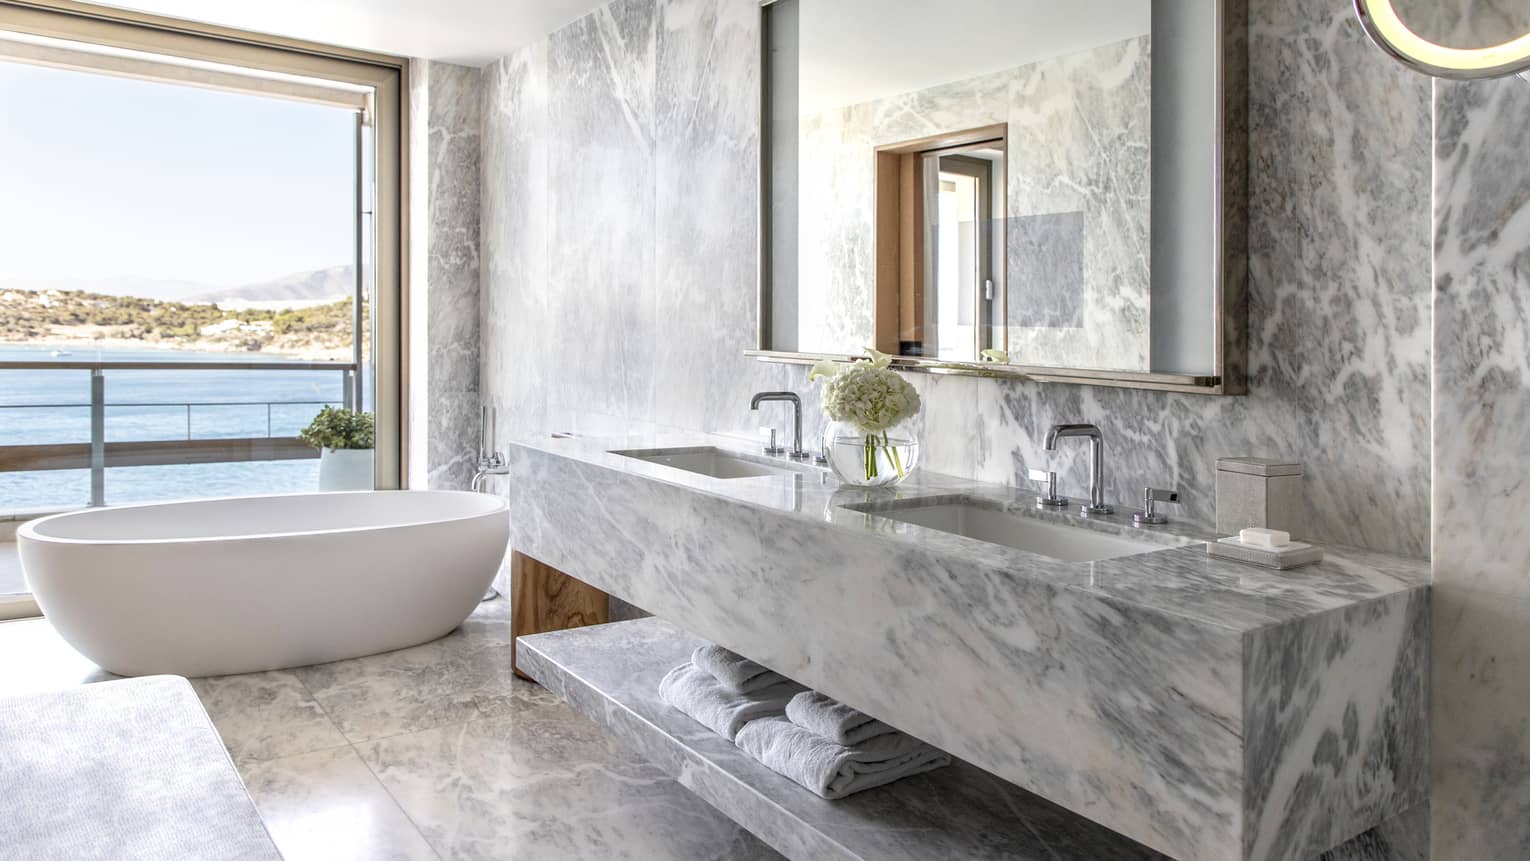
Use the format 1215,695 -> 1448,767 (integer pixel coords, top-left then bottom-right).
1215,457 -> 1306,538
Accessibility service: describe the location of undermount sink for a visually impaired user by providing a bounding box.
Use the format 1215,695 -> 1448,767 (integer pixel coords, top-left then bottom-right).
860,500 -> 1173,563
612,446 -> 807,480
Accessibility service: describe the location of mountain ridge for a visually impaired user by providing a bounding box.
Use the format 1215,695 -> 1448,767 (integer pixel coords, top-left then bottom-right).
0,264 -> 354,306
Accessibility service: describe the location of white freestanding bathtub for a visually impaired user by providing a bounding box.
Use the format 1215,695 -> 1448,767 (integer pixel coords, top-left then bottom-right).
17,491 -> 508,677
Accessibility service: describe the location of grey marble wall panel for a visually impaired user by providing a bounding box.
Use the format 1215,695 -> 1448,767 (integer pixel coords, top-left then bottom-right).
1010,211 -> 1086,329
1431,73 -> 1530,861
479,0 -> 796,449
481,42 -> 550,450
653,0 -> 786,434
1006,35 -> 1152,370
547,0 -> 658,428
412,61 -> 483,491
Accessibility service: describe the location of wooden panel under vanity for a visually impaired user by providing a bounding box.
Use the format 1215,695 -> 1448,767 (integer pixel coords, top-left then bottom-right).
508,551 -> 609,680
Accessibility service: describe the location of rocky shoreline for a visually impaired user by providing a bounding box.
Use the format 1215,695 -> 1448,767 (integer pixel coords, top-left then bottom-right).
3,331 -> 355,362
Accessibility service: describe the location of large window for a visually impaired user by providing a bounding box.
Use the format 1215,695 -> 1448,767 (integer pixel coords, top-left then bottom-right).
0,2 -> 403,601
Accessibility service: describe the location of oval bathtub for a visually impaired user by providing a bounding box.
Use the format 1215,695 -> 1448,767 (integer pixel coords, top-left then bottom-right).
17,491 -> 508,677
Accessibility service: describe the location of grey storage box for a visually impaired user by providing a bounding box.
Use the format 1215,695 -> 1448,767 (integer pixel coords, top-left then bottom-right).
1215,457 -> 1306,538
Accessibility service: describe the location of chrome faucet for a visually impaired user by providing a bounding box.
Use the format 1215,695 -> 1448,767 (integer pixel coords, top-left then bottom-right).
1044,423 -> 1113,515
750,391 -> 809,460
471,405 -> 509,492
470,407 -> 508,602
470,460 -> 508,492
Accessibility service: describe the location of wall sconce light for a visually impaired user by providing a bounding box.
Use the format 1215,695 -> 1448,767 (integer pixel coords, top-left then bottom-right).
1354,0 -> 1530,79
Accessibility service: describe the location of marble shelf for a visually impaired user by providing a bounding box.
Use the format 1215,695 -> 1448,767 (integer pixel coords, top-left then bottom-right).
517,617 -> 1166,861
509,432 -> 1430,860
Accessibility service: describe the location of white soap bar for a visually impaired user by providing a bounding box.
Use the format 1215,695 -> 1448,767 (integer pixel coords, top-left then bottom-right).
1239,527 -> 1290,548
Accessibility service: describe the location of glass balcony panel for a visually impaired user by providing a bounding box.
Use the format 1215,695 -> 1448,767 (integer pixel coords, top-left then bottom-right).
104,461 -> 320,505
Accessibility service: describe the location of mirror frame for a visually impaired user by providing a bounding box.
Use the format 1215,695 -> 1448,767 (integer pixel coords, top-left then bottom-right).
751,0 -> 1248,396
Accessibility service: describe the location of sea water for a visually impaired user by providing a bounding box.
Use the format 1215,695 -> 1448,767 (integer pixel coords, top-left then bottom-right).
0,344 -> 366,512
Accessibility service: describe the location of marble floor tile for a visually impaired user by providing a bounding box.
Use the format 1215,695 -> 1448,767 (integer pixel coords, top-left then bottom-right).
241,745 -> 439,861
192,670 -> 349,764
357,697 -> 780,861
293,598 -> 522,743
1,602 -> 778,860
0,617 -> 117,697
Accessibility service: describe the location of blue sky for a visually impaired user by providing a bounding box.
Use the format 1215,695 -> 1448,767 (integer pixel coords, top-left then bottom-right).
0,59 -> 356,290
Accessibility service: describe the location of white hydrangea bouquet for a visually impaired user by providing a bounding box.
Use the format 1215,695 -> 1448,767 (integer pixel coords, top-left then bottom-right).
810,349 -> 922,486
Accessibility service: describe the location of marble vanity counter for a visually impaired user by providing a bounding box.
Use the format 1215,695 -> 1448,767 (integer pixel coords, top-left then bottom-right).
508,432 -> 1428,861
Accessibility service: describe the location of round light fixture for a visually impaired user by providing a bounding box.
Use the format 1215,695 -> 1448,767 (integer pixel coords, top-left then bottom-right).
1354,0 -> 1530,80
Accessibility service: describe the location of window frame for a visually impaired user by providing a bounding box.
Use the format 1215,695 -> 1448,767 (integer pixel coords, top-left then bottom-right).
0,0 -> 412,489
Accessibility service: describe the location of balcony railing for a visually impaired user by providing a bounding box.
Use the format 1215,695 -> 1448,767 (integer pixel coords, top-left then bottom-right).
0,359 -> 359,507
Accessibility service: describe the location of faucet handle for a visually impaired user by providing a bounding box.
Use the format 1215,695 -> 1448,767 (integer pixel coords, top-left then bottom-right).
760,426 -> 785,456
1133,487 -> 1181,526
1028,468 -> 1070,508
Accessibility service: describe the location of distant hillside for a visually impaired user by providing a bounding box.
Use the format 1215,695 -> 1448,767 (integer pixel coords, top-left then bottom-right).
194,265 -> 354,305
0,265 -> 354,307
0,287 -> 357,360
0,276 -> 212,303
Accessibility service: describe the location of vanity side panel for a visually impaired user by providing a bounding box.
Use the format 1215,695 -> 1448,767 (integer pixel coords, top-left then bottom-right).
1241,588 -> 1429,860
509,445 -> 1245,860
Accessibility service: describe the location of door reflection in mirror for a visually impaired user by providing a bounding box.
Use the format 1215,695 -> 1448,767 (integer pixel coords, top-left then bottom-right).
872,126 -> 1006,365
906,145 -> 1003,362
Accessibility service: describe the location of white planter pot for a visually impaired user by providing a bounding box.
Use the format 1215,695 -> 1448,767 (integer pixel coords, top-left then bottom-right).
318,448 -> 375,492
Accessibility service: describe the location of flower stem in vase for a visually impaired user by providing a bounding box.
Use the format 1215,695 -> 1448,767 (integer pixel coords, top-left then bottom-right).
863,432 -> 878,481
884,430 -> 905,478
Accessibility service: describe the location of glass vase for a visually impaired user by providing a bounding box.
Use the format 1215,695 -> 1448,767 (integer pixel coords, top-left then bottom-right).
823,419 -> 920,487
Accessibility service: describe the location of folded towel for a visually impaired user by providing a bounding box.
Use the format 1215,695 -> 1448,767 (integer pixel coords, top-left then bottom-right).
785,690 -> 895,746
659,662 -> 805,741
735,716 -> 951,800
691,644 -> 788,694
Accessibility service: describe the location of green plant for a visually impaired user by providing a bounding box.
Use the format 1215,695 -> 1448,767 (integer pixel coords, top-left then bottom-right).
299,406 -> 375,451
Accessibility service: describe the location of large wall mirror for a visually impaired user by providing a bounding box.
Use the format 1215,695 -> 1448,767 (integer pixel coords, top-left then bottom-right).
755,0 -> 1248,394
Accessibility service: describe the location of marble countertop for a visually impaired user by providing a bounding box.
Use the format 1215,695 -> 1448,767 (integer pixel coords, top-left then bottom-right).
509,430 -> 1429,859
510,431 -> 1428,635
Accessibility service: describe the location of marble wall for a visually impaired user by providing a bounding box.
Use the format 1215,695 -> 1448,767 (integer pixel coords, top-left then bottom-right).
1430,25 -> 1530,860
480,0 -> 792,452
479,0 -> 1433,559
408,61 -> 483,491
1007,36 -> 1151,368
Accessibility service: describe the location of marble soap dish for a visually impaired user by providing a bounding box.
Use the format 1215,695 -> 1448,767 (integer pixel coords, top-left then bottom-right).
1207,531 -> 1324,570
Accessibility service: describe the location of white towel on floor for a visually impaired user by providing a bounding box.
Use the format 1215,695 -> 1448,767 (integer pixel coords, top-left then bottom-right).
734,716 -> 951,800
691,644 -> 788,694
659,662 -> 804,741
785,690 -> 895,746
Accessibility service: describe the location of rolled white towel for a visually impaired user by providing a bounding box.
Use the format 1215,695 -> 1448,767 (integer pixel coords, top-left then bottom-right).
659,662 -> 805,741
691,644 -> 788,694
785,690 -> 895,746
735,716 -> 951,800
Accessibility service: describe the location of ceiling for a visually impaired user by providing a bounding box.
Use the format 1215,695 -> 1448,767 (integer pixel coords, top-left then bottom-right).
90,0 -> 612,65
